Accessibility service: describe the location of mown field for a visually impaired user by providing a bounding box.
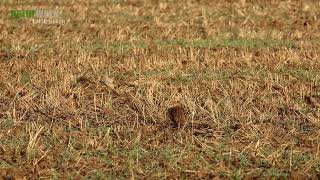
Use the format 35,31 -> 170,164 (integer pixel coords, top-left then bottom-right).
1,0 -> 320,179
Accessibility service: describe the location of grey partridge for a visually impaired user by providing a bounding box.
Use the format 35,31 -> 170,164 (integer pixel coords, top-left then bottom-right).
167,105 -> 186,129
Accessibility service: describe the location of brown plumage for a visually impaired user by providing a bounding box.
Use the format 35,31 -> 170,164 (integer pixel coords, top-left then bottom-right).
167,105 -> 186,129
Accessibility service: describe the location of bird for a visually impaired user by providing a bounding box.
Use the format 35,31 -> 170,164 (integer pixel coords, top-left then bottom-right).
167,105 -> 187,129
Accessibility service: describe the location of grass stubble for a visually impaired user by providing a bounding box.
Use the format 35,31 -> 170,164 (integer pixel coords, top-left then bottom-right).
0,0 -> 320,179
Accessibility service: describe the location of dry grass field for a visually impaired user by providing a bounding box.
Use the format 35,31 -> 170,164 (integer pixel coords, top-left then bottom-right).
1,0 -> 320,179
